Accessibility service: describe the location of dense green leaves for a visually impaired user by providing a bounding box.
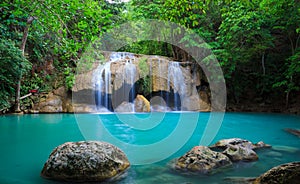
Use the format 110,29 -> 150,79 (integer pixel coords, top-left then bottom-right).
0,0 -> 124,111
0,38 -> 31,109
124,0 -> 300,105
0,0 -> 299,110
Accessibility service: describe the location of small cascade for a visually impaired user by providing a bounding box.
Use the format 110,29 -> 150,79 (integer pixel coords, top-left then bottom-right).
110,52 -> 134,61
158,59 -> 164,107
95,52 -> 136,112
95,62 -> 112,111
168,62 -> 186,110
125,61 -> 137,103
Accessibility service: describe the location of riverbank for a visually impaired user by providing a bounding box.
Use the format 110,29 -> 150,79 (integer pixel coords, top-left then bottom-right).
226,101 -> 300,114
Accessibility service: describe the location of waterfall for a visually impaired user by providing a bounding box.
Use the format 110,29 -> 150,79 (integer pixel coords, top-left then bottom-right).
95,62 -> 112,111
125,61 -> 137,103
158,59 -> 164,106
168,62 -> 186,110
110,52 -> 134,61
94,52 -> 189,112
95,52 -> 136,112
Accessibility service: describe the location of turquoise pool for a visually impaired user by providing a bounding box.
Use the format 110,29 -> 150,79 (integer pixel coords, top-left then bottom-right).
0,112 -> 299,183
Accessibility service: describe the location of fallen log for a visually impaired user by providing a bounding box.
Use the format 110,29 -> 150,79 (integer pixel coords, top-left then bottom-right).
20,93 -> 32,100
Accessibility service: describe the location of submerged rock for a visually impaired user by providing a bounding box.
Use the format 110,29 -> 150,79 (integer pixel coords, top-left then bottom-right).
285,128 -> 300,138
253,141 -> 272,150
210,138 -> 271,162
223,177 -> 256,184
41,141 -> 130,182
272,145 -> 299,153
174,146 -> 232,174
254,162 -> 300,184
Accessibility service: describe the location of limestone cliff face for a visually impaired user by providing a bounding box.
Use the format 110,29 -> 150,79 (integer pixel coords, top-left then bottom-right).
37,52 -> 211,113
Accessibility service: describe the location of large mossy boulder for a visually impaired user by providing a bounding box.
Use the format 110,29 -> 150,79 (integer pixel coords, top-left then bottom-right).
210,138 -> 271,162
174,146 -> 232,174
254,162 -> 300,184
41,141 -> 130,182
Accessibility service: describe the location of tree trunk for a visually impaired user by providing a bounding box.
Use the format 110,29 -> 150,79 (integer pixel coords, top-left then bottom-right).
260,52 -> 266,96
284,34 -> 298,109
261,52 -> 265,76
14,16 -> 35,113
286,76 -> 293,108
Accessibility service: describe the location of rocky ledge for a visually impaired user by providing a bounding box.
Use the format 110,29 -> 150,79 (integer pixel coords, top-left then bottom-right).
41,141 -> 130,182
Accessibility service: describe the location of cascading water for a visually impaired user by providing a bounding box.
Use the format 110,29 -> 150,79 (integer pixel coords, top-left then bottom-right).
94,52 -> 190,112
95,52 -> 136,112
168,62 -> 186,110
110,52 -> 134,62
95,62 -> 112,111
124,61 -> 137,103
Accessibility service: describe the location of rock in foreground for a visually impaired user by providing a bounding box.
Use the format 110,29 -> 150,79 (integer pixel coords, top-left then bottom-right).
210,138 -> 271,162
174,146 -> 232,174
41,141 -> 130,182
254,162 -> 300,184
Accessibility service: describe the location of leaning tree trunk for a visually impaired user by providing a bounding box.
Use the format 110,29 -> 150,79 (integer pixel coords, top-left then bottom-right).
15,16 -> 35,113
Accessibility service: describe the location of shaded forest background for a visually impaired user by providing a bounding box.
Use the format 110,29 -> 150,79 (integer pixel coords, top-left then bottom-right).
0,0 -> 299,113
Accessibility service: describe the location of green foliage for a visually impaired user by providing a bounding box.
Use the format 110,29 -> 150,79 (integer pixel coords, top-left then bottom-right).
136,57 -> 151,96
138,57 -> 149,78
0,38 -> 31,109
137,76 -> 151,97
123,0 -> 300,104
0,0 -> 123,110
1,0 -> 299,108
273,49 -> 300,92
64,65 -> 75,90
21,73 -> 52,95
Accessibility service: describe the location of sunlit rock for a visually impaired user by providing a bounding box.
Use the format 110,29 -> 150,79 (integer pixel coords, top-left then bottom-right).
199,91 -> 211,112
134,94 -> 150,112
37,92 -> 62,113
41,141 -> 130,182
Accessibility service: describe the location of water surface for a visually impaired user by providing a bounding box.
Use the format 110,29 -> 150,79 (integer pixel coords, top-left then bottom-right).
0,112 -> 299,183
